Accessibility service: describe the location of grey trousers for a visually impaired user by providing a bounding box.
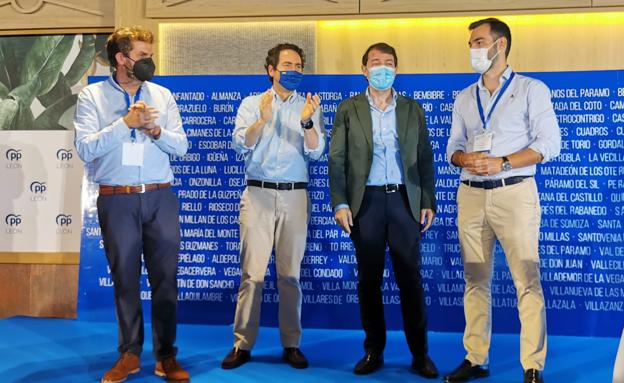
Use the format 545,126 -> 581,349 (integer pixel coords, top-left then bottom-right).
232,186 -> 309,350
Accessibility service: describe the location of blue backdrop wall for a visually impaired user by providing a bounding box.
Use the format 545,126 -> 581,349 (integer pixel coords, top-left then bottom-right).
78,71 -> 624,337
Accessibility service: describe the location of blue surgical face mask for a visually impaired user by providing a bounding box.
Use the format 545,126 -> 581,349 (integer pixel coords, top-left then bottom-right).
368,65 -> 396,91
278,70 -> 303,91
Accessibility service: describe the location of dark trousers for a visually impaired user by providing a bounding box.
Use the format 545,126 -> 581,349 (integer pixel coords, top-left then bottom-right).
97,187 -> 180,360
350,187 -> 429,357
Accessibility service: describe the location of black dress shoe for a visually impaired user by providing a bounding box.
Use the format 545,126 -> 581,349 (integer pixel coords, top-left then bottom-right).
524,369 -> 544,383
283,348 -> 309,369
412,354 -> 439,379
221,347 -> 251,369
444,359 -> 490,382
354,352 -> 383,375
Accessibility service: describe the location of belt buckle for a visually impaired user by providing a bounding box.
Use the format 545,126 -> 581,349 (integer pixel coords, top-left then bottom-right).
138,184 -> 146,193
385,184 -> 398,193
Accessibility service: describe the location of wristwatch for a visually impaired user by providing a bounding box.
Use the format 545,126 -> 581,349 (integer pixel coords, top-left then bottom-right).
301,119 -> 314,130
501,156 -> 512,172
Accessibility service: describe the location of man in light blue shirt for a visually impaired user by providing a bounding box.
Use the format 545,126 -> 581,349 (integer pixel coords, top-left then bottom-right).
444,18 -> 560,383
222,43 -> 325,371
74,26 -> 189,383
366,89 -> 405,185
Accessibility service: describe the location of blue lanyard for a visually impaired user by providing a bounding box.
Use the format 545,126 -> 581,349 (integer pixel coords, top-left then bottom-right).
113,74 -> 142,140
476,72 -> 515,130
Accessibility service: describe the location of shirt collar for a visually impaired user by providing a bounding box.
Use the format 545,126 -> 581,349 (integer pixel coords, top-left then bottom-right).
477,65 -> 514,91
270,87 -> 299,104
365,87 -> 398,109
109,72 -> 144,95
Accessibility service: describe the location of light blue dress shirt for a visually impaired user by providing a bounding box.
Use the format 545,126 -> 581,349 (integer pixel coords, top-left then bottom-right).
366,88 -> 405,186
335,88 -> 405,212
232,88 -> 325,183
74,75 -> 188,186
447,66 -> 561,181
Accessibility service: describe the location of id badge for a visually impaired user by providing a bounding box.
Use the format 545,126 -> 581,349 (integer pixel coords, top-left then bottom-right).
473,132 -> 493,152
122,142 -> 144,166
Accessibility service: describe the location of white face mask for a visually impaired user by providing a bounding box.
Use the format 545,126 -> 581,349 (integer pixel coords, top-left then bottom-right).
470,38 -> 501,74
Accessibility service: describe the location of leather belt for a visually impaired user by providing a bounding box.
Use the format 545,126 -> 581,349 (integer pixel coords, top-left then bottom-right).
366,184 -> 405,193
99,182 -> 171,196
462,176 -> 531,190
247,180 -> 307,191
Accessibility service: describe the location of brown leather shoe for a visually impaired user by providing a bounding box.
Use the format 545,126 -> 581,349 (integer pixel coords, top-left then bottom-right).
221,347 -> 251,369
101,352 -> 140,383
154,357 -> 190,383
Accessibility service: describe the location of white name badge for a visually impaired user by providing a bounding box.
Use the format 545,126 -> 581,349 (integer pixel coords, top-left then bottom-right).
473,132 -> 493,152
122,143 -> 144,166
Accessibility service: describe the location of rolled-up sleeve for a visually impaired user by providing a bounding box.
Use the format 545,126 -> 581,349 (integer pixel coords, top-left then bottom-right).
303,107 -> 326,160
74,88 -> 130,163
153,91 -> 188,157
232,97 -> 259,154
527,81 -> 561,163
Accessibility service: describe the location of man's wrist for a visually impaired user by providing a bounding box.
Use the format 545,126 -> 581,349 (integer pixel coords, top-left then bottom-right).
153,125 -> 161,140
453,152 -> 464,167
301,118 -> 314,130
501,156 -> 512,172
123,116 -> 136,129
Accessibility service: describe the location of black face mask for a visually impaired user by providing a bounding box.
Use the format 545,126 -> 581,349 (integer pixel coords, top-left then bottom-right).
125,55 -> 155,82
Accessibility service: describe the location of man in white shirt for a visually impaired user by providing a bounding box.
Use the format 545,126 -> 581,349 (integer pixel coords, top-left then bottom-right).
445,18 -> 561,383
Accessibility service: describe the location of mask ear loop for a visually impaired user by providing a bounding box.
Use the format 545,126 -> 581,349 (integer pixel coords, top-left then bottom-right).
122,54 -> 137,78
488,38 -> 503,62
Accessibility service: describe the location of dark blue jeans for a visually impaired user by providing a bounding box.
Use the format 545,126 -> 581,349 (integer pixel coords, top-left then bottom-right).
97,187 -> 180,360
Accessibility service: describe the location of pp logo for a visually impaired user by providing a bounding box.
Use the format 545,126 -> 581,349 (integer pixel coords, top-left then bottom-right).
56,149 -> 74,169
30,181 -> 48,201
56,214 -> 73,234
55,214 -> 72,226
30,181 -> 47,194
5,214 -> 22,234
5,148 -> 22,161
56,149 -> 73,161
5,148 -> 22,169
5,214 -> 22,226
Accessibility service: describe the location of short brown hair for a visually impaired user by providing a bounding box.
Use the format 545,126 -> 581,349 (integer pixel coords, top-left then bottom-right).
264,43 -> 305,81
469,18 -> 512,57
106,26 -> 154,68
362,42 -> 398,67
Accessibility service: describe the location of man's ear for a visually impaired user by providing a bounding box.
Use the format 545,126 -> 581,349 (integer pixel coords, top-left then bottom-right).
267,64 -> 276,77
115,52 -> 126,67
498,37 -> 507,55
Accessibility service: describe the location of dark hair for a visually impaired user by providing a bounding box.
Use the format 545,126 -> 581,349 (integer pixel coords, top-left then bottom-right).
362,42 -> 398,67
469,17 -> 512,57
264,43 -> 305,82
106,26 -> 154,68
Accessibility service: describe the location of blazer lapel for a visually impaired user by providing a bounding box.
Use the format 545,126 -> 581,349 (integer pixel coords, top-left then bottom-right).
353,93 -> 373,151
396,95 -> 410,146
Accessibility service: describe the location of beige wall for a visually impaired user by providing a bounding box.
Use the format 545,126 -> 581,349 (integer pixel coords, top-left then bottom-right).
315,13 -> 624,74
1,0 -> 623,319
